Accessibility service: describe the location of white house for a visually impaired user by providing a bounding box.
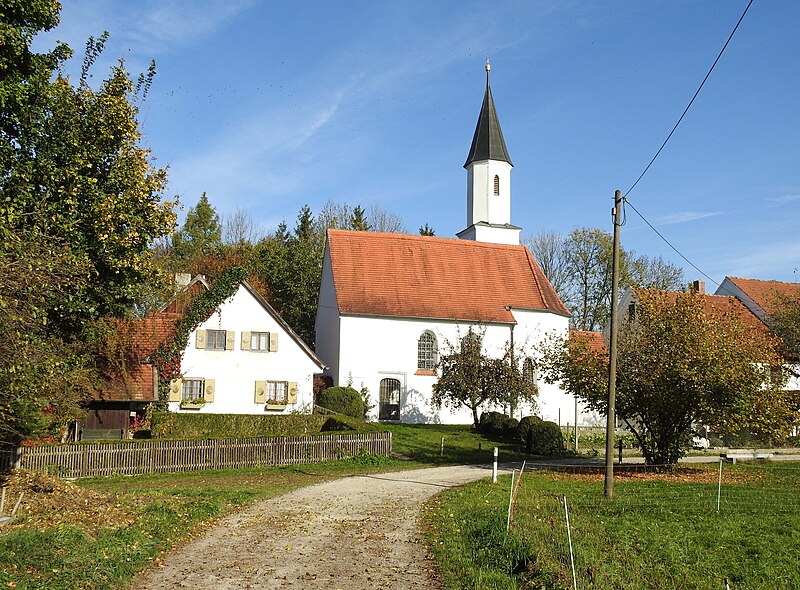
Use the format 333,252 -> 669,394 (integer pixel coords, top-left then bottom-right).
165,279 -> 326,414
314,64 -> 598,426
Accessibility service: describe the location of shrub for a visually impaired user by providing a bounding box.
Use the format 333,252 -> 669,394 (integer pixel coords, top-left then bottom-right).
151,413 -> 328,439
478,411 -> 519,440
317,386 -> 365,419
320,417 -> 356,432
518,416 -> 565,455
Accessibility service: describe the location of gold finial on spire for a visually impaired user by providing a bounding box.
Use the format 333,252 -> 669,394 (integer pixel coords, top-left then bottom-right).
485,54 -> 491,72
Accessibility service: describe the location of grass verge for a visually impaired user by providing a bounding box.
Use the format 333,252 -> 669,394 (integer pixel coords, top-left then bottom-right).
422,461 -> 800,589
0,454 -> 401,590
0,423 -> 512,589
384,423 -> 528,464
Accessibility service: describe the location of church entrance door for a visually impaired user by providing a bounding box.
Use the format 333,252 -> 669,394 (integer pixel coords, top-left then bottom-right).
378,377 -> 401,421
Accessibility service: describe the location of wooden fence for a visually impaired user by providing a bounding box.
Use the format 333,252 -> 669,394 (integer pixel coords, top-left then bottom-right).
0,432 -> 392,479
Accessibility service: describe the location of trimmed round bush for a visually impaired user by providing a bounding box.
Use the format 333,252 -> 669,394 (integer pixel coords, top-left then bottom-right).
518,416 -> 564,455
317,386 -> 365,419
479,411 -> 519,440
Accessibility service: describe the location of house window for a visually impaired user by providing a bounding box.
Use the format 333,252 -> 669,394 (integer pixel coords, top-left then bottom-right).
493,175 -> 500,196
251,332 -> 270,351
207,330 -> 227,350
417,331 -> 438,370
267,381 -> 288,403
182,379 -> 204,401
523,358 -> 536,384
379,378 -> 401,421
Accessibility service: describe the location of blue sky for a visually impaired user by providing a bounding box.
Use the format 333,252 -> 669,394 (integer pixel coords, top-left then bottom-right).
35,1 -> 800,286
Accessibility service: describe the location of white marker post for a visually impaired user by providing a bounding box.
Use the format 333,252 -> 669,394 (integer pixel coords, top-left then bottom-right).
492,447 -> 499,483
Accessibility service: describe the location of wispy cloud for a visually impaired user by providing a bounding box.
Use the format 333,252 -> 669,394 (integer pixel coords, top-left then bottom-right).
655,211 -> 722,225
123,0 -> 255,53
765,193 -> 800,204
718,239 -> 800,283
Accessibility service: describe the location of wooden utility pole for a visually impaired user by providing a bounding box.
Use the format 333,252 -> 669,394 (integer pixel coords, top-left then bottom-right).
605,190 -> 623,499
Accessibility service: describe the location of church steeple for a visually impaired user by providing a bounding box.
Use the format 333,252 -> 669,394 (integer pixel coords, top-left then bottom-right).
457,61 -> 520,246
464,62 -> 512,168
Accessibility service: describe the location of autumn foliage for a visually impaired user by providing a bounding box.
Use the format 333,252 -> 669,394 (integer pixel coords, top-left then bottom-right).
541,290 -> 793,464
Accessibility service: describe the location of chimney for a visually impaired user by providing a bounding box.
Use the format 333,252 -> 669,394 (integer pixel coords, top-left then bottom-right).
175,273 -> 192,289
690,280 -> 705,294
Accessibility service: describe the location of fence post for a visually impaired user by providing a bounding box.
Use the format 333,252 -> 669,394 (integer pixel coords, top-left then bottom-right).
492,447 -> 498,484
563,495 -> 578,590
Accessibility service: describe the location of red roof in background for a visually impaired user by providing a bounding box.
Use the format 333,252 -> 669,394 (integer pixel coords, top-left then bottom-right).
569,330 -> 606,353
326,229 -> 570,323
99,315 -> 180,402
725,277 -> 800,317
699,294 -> 767,333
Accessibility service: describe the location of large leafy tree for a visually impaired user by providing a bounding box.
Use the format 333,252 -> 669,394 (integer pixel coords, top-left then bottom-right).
0,3 -> 176,442
540,290 -> 790,464
172,192 -> 222,263
524,228 -> 685,330
432,329 -> 538,427
253,206 -> 323,344
769,292 -> 800,360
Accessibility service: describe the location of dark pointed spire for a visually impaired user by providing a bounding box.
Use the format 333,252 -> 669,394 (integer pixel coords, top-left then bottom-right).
464,61 -> 512,168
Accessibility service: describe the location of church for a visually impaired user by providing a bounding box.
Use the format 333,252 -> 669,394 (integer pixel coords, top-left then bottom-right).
315,65 -> 591,425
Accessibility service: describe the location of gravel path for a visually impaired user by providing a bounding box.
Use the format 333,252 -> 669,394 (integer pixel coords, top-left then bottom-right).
131,465 -> 496,590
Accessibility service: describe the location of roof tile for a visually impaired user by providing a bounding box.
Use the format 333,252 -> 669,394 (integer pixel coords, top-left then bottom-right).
327,230 -> 569,322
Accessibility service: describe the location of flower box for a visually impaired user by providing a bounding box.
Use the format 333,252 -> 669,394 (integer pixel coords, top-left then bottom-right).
180,399 -> 206,409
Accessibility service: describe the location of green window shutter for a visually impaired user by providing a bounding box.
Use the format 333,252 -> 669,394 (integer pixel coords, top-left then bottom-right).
204,379 -> 215,402
269,332 -> 278,352
225,330 -> 236,350
287,381 -> 298,404
254,381 -> 266,404
168,379 -> 182,402
241,331 -> 251,350
195,330 -> 207,349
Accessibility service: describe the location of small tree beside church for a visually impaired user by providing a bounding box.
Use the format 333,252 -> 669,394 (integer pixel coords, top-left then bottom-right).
432,329 -> 538,427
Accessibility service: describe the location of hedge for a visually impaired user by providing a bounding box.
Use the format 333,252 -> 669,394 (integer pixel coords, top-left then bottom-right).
150,412 -> 384,439
316,386 -> 365,419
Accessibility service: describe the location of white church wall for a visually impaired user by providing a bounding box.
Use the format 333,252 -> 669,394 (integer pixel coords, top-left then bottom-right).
334,310 -> 598,426
168,285 -> 321,415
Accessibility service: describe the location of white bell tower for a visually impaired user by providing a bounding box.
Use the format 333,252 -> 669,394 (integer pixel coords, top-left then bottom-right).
457,61 -> 520,246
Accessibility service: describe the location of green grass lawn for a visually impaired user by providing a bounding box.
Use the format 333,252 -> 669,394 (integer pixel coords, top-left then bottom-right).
422,461 -> 800,589
0,423 -> 506,590
384,423 -> 528,464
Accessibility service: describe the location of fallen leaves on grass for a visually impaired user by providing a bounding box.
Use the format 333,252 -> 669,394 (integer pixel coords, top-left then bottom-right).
0,470 -> 138,532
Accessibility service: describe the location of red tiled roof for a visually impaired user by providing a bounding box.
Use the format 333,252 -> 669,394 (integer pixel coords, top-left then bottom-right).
98,315 -> 180,402
725,277 -> 800,317
569,330 -> 606,353
327,229 -> 569,322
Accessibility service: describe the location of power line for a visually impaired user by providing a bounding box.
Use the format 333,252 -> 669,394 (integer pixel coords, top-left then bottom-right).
622,199 -> 720,289
620,0 -> 754,292
624,0 -> 754,199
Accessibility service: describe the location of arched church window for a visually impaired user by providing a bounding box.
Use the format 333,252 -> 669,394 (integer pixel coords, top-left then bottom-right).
461,330 -> 481,355
417,331 -> 438,370
493,175 -> 500,196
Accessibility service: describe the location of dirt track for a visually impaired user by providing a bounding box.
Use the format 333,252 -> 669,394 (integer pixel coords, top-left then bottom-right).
131,465 -> 495,590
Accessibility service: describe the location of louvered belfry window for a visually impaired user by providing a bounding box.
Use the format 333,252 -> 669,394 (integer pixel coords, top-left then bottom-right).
493,175 -> 500,195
